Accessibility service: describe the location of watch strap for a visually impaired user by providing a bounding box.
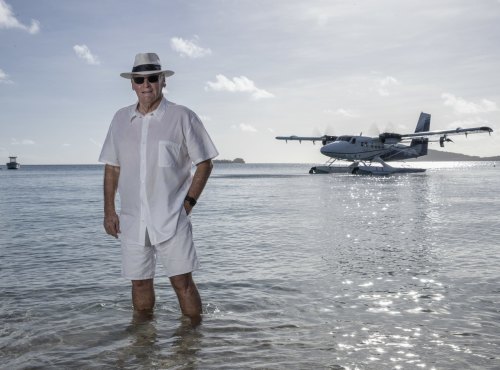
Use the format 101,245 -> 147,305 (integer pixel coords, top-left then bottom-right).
185,195 -> 197,207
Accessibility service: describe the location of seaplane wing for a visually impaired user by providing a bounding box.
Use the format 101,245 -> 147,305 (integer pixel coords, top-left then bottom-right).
398,126 -> 493,140
275,135 -> 337,144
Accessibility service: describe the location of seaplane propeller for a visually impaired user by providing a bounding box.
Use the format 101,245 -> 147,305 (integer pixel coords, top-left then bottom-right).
322,135 -> 337,145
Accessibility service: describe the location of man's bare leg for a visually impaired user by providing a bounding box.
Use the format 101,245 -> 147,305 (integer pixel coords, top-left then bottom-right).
170,272 -> 202,327
132,279 -> 155,318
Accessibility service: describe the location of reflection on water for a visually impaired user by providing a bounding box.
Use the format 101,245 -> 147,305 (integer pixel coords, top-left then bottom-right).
116,314 -> 202,369
120,315 -> 159,368
0,163 -> 499,369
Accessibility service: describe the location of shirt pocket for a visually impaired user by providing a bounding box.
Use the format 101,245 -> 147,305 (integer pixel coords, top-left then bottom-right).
158,140 -> 181,167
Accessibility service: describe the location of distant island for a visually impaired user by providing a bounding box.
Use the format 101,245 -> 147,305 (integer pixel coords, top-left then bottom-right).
410,149 -> 500,162
213,158 -> 245,164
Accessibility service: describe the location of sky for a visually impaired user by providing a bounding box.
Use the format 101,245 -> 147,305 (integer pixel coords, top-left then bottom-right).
1,0 -> 499,164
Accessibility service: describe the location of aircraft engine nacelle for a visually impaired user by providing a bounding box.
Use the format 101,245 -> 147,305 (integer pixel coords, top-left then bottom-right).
379,133 -> 402,144
322,135 -> 337,145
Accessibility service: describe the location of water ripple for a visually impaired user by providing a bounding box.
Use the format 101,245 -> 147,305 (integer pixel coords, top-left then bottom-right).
1,164 -> 499,368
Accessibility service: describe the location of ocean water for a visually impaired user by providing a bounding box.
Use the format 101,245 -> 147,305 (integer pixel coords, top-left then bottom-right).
0,162 -> 499,369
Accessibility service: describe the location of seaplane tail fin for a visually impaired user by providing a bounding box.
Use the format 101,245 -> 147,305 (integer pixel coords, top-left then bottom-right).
408,112 -> 430,157
415,112 -> 431,133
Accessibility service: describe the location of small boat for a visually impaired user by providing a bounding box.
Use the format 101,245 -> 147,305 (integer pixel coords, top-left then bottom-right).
6,156 -> 20,170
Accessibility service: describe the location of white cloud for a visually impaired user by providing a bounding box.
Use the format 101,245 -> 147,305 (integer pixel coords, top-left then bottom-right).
26,19 -> 39,34
441,93 -> 498,114
73,45 -> 100,65
304,7 -> 333,27
0,0 -> 40,34
239,123 -> 258,132
324,108 -> 359,118
170,37 -> 212,58
0,68 -> 13,84
446,118 -> 490,130
205,74 -> 274,100
377,76 -> 399,96
89,138 -> 101,148
198,115 -> 211,122
232,123 -> 258,132
11,138 -> 35,145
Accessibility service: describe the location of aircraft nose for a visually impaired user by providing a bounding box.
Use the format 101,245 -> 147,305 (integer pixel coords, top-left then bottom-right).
321,142 -> 336,156
320,145 -> 329,155
321,141 -> 348,158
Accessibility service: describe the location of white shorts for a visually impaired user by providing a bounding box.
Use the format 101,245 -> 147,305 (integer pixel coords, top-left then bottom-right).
120,212 -> 199,280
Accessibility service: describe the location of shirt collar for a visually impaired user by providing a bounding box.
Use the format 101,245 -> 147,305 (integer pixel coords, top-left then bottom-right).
129,97 -> 167,122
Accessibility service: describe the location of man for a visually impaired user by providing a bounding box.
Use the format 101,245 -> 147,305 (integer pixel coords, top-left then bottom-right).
99,53 -> 218,326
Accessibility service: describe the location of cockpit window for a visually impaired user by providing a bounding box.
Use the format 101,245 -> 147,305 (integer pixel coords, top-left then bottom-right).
336,136 -> 353,142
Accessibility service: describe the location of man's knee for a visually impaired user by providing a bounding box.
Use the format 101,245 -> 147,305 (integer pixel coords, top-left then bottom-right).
170,273 -> 195,293
132,278 -> 154,290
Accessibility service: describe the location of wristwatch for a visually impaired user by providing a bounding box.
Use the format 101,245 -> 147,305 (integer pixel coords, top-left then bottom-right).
184,195 -> 197,207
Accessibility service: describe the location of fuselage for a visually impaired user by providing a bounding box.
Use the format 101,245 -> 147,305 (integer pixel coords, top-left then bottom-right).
320,135 -> 420,162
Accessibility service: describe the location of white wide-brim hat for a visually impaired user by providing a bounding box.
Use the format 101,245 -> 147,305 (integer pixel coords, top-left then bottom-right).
120,52 -> 174,79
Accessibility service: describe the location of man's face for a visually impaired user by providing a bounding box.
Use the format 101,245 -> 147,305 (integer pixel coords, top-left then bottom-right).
131,73 -> 164,106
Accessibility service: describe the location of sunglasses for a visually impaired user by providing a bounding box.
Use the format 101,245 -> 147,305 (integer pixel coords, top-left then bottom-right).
133,74 -> 161,84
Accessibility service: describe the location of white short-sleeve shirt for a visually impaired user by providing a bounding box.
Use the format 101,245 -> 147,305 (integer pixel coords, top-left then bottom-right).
99,98 -> 218,245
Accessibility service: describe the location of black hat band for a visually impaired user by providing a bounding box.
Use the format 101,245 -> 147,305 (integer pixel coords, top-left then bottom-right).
132,64 -> 161,73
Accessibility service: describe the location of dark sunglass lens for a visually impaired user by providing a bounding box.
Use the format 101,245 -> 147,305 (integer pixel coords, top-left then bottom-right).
133,75 -> 159,84
147,75 -> 159,83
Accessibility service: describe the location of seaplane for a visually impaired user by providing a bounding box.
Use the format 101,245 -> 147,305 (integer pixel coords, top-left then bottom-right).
276,112 -> 493,175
